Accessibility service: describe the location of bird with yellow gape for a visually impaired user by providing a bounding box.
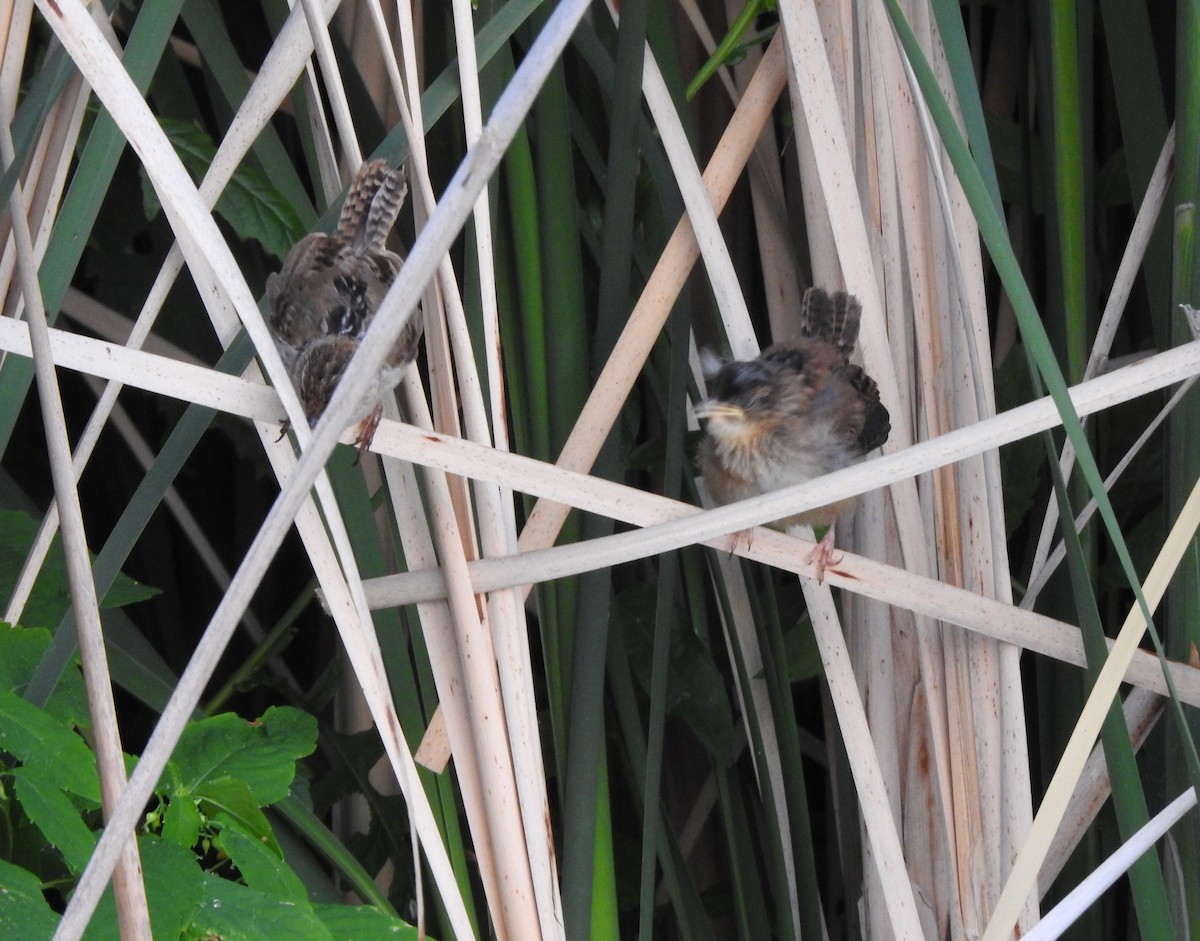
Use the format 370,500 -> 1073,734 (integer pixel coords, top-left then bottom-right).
696,287 -> 890,581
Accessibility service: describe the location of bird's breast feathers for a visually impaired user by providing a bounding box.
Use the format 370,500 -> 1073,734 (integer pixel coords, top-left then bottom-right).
704,409 -> 849,494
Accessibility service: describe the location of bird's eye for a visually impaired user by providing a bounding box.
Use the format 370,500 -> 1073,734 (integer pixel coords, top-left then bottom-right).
713,373 -> 740,401
741,387 -> 771,411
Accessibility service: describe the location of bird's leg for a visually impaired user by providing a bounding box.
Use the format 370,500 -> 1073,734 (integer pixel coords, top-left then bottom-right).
353,403 -> 383,462
808,523 -> 842,584
275,418 -> 292,442
727,527 -> 753,559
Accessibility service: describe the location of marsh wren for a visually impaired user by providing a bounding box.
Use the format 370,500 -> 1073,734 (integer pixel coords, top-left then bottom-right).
267,159 -> 423,451
696,287 -> 890,580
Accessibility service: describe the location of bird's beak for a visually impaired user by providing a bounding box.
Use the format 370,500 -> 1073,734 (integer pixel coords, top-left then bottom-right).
693,401 -> 744,421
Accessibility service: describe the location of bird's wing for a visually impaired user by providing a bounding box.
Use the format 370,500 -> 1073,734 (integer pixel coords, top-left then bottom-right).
386,303 -> 425,369
266,234 -> 330,349
833,364 -> 890,455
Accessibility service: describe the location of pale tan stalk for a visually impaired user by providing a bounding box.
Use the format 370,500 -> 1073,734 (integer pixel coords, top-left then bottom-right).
635,29 -> 806,924
9,0 -> 349,624
78,373 -> 291,689
676,0 -> 739,100
9,317 -> 1200,715
2,76 -> 101,619
297,0 -> 363,168
710,543 -> 805,928
0,2 -> 32,103
1026,125 -> 1176,602
1038,687 -> 1164,893
0,0 -> 92,312
442,0 -> 512,463
719,10 -> 803,339
441,0 -> 563,926
901,2 -> 1035,930
982,476 -> 1200,940
518,35 -> 787,553
0,75 -> 89,317
403,382 -> 540,941
376,390 -> 491,924
374,0 -> 558,931
34,4 -> 478,938
635,38 -> 754,351
2,106 -> 152,941
1024,375 -> 1195,606
859,10 -> 953,934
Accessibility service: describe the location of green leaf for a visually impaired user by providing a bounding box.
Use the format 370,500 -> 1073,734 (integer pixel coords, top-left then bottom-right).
80,836 -> 207,941
780,613 -> 822,683
143,118 -> 307,260
0,625 -> 90,727
160,791 -> 203,850
0,623 -> 52,690
10,766 -> 97,874
616,584 -> 734,766
182,876 -> 333,941
198,780 -> 279,856
0,859 -> 60,941
0,687 -> 100,802
77,885 -> 118,941
0,510 -> 158,631
994,345 -> 1047,538
170,707 -> 317,805
313,903 -> 423,941
212,818 -> 307,901
142,836 -> 207,941
309,728 -> 383,815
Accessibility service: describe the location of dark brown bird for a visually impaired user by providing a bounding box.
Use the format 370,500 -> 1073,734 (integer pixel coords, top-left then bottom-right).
266,159 -> 423,450
696,287 -> 890,580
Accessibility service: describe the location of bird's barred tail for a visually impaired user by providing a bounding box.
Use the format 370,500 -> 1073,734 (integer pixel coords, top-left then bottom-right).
336,159 -> 409,254
799,286 -> 862,357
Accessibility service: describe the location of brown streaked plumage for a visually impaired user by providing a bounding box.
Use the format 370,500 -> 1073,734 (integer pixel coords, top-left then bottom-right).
696,287 -> 890,580
266,159 -> 423,449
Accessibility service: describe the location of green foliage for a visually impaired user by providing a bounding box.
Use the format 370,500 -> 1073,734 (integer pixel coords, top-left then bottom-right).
3,0 -> 1195,935
140,118 -> 308,260
685,0 -> 776,100
615,582 -> 734,767
0,688 -> 100,803
0,510 -> 158,632
0,860 -> 61,940
0,627 -> 417,940
994,345 -> 1048,540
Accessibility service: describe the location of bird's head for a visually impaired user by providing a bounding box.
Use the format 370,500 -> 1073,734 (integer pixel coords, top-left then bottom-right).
694,354 -> 787,444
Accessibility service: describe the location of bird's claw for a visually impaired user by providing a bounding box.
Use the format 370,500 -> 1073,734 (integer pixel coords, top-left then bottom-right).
352,404 -> 384,464
808,527 -> 841,584
728,528 -> 753,559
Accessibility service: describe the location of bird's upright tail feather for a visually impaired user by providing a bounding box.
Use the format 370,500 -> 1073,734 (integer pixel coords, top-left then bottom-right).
336,159 -> 409,254
799,286 -> 861,357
